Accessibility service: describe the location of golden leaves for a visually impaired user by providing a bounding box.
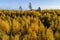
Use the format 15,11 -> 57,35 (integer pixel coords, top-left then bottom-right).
0,10 -> 60,40
12,34 -> 20,40
12,19 -> 20,33
0,19 -> 11,34
46,29 -> 55,40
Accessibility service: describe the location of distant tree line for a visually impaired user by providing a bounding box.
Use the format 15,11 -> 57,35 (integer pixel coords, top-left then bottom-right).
19,2 -> 41,11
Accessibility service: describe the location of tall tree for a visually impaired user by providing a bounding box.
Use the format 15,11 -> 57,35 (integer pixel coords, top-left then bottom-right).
19,6 -> 22,10
38,7 -> 41,11
37,7 -> 41,13
19,6 -> 22,13
29,2 -> 32,10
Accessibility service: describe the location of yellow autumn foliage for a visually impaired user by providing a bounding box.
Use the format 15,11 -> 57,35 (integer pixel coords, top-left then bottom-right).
46,28 -> 55,40
12,19 -> 20,33
0,19 -> 11,34
0,10 -> 60,40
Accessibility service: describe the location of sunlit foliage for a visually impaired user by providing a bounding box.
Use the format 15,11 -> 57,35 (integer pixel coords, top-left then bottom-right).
0,9 -> 60,40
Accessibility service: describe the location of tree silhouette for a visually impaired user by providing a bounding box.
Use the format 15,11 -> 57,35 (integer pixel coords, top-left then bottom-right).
38,7 -> 41,10
29,2 -> 32,10
19,6 -> 22,13
19,6 -> 22,10
37,7 -> 41,13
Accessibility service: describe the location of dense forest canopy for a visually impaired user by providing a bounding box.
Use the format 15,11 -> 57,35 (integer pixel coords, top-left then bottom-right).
0,9 -> 60,40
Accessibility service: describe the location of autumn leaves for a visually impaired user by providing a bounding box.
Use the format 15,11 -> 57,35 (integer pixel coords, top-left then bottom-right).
0,10 -> 60,40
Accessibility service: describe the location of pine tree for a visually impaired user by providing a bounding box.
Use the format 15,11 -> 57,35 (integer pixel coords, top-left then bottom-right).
38,7 -> 41,13
29,2 -> 32,10
19,6 -> 22,10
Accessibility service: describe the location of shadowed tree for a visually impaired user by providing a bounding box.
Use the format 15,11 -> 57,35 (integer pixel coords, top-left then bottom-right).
37,7 -> 41,13
19,6 -> 22,13
19,6 -> 22,10
29,2 -> 32,10
42,17 -> 50,29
